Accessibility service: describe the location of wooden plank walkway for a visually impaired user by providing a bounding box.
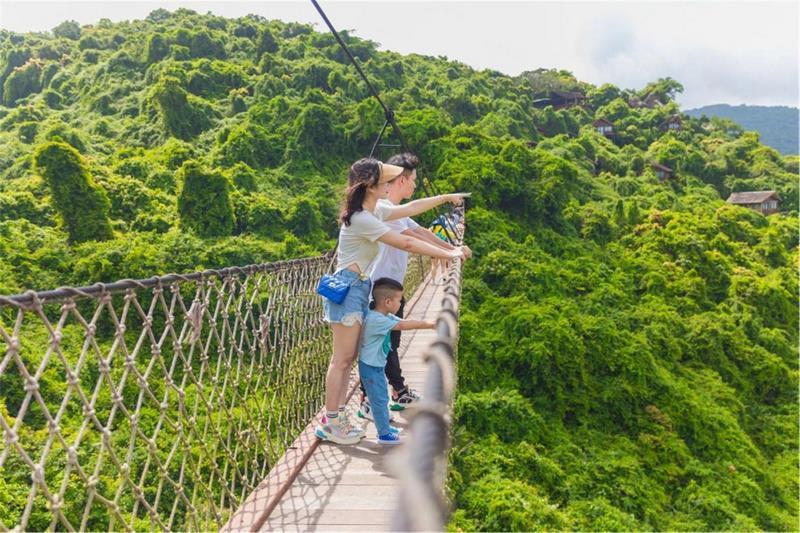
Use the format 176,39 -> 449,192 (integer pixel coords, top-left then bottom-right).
224,275 -> 445,532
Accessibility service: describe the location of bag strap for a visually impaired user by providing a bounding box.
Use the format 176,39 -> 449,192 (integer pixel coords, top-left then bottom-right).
326,239 -> 338,274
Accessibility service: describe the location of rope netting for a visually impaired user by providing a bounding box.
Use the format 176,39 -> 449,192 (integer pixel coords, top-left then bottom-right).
0,252 -> 431,531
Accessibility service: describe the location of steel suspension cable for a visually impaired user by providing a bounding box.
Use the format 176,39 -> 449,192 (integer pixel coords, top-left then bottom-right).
309,0 -> 463,245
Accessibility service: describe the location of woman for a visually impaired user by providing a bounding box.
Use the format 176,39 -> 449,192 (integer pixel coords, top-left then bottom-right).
315,157 -> 468,444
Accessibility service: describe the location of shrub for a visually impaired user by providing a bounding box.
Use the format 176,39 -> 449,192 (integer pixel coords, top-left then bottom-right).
189,31 -> 226,59
52,20 -> 81,40
97,175 -> 159,223
33,141 -> 113,243
257,28 -> 278,57
42,89 -> 63,109
78,35 -> 102,50
2,59 -> 42,106
148,76 -> 214,139
17,121 -> 37,143
287,196 -> 322,238
455,389 -> 542,443
0,46 -> 33,103
459,474 -> 571,531
217,122 -> 282,168
239,193 -> 285,237
226,162 -> 257,192
229,87 -> 247,114
144,34 -> 169,64
159,138 -> 196,170
0,190 -> 54,225
176,161 -> 235,237
40,122 -> 88,153
186,60 -> 245,98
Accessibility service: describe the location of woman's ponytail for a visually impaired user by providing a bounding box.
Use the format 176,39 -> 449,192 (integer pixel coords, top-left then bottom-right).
339,158 -> 381,226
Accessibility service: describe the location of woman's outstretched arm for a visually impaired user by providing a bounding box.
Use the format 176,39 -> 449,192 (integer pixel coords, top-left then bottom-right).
379,193 -> 470,221
409,226 -> 474,259
378,230 -> 464,260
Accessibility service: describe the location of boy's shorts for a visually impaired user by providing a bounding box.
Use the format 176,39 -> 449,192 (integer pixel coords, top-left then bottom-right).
322,269 -> 371,326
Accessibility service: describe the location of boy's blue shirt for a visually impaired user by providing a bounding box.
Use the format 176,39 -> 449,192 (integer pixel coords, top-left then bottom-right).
359,310 -> 401,367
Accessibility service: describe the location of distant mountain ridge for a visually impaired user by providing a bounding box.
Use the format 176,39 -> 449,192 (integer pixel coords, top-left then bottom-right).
685,104 -> 799,155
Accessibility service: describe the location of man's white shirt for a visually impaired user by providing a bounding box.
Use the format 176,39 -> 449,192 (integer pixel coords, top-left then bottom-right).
370,198 -> 420,284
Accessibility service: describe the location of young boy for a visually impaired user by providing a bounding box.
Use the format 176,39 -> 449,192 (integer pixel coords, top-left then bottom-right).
359,277 -> 434,444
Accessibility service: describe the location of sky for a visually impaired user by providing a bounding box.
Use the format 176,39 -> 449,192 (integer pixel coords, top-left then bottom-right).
0,0 -> 797,109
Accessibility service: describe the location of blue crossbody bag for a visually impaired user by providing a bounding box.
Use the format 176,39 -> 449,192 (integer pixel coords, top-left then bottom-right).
316,272 -> 351,304
316,246 -> 373,305
316,246 -> 355,304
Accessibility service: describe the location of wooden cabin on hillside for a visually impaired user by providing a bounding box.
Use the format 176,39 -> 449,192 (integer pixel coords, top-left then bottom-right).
631,93 -> 663,109
534,90 -> 586,109
592,118 -> 614,137
652,162 -> 674,182
660,115 -> 682,132
726,191 -> 781,215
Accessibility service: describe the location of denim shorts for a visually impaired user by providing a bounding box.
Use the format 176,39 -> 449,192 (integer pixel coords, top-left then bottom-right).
322,270 -> 371,326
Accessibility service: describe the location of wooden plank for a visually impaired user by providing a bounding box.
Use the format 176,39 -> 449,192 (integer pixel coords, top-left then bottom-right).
260,524 -> 391,533
221,422 -> 321,532
223,274 -> 442,532
269,484 -> 400,514
268,508 -> 394,527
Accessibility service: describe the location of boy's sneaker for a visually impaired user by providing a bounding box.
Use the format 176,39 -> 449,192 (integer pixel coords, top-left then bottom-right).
390,389 -> 422,411
315,423 -> 362,445
377,432 -> 402,445
388,425 -> 402,435
358,400 -> 395,422
357,400 -> 374,421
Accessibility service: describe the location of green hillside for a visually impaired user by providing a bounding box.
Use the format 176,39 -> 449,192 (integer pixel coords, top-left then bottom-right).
0,9 -> 797,531
685,104 -> 799,155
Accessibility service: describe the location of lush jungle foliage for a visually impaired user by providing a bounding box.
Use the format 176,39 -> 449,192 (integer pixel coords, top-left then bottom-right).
0,9 -> 797,531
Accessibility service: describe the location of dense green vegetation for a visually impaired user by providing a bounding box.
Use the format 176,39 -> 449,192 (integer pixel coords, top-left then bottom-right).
686,104 -> 799,156
0,9 -> 797,531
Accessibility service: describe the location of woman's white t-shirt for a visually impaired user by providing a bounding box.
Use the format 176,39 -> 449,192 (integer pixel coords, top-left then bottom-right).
336,208 -> 392,273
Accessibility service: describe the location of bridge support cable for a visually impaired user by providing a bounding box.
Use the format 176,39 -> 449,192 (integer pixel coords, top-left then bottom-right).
310,0 -> 463,246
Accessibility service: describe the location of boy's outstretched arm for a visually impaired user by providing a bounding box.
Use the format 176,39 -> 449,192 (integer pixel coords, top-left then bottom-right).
393,319 -> 435,331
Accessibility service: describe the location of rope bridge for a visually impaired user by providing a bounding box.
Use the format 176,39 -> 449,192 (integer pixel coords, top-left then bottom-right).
0,252 -> 431,531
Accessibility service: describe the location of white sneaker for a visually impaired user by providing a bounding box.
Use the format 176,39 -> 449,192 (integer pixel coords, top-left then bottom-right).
357,401 -> 374,421
315,422 -> 361,445
357,400 -> 396,422
340,410 -> 366,438
390,389 -> 422,411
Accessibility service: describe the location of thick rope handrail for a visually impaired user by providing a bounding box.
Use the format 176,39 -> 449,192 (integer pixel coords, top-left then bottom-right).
0,252 -> 333,308
0,250 -> 431,531
392,215 -> 464,531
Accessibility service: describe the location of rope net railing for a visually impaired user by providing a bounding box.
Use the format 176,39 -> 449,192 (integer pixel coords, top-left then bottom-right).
0,252 -> 430,531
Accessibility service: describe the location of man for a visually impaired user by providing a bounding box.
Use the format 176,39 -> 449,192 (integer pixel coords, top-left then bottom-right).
359,153 -> 472,416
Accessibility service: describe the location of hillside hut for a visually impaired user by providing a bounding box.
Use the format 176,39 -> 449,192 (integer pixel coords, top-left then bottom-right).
534,90 -> 586,109
726,191 -> 781,215
660,115 -> 682,131
642,93 -> 663,108
592,118 -> 614,137
652,162 -> 674,181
